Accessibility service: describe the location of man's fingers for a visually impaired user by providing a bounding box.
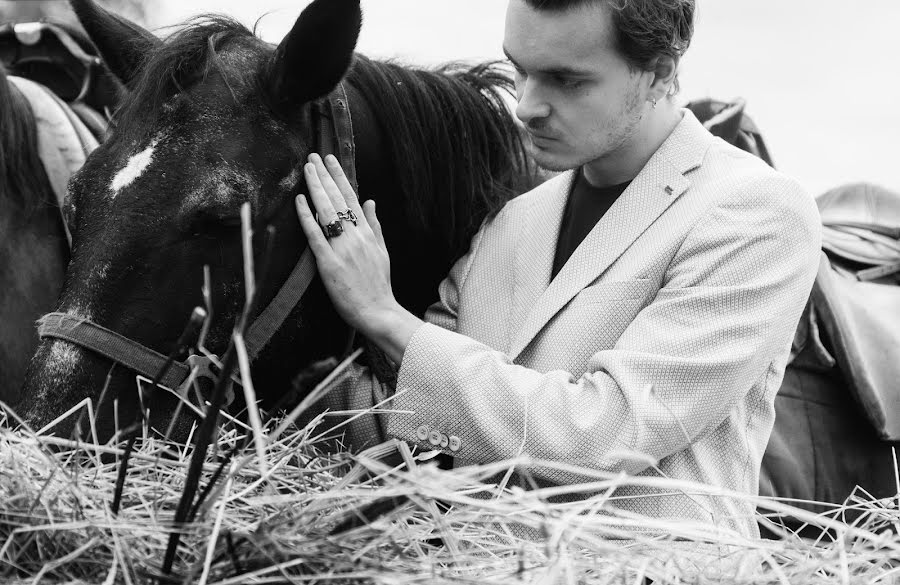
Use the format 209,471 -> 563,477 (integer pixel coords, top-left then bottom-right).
363,200 -> 386,249
309,153 -> 349,213
295,195 -> 336,259
323,154 -> 365,217
304,162 -> 338,227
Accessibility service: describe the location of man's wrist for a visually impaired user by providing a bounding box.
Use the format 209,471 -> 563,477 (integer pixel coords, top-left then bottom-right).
364,304 -> 424,365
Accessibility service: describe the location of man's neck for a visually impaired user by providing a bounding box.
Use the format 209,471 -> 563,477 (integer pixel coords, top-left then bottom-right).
583,104 -> 684,188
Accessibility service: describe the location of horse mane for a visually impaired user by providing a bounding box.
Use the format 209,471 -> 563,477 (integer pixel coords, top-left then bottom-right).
0,63 -> 55,216
111,15 -> 258,145
347,56 -> 532,259
117,16 -> 532,260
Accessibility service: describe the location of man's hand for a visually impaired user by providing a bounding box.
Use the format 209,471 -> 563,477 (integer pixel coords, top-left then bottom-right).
294,153 -> 422,364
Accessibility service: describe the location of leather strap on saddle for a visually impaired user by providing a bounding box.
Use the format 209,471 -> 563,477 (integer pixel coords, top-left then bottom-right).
818,183 -> 900,278
38,82 -> 358,392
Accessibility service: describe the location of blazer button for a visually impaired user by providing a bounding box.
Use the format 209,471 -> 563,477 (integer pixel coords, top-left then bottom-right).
428,430 -> 442,446
448,436 -> 461,452
439,434 -> 449,449
416,425 -> 430,441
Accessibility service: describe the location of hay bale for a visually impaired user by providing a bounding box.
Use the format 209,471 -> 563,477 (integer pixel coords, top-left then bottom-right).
1,403 -> 898,584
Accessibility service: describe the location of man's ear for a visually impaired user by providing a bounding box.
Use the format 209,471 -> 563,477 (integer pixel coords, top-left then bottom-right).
69,0 -> 160,87
268,0 -> 362,107
647,55 -> 678,102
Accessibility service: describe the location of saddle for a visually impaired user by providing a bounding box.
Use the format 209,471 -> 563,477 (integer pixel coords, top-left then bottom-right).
0,20 -> 120,140
686,97 -> 775,167
0,21 -> 112,246
793,183 -> 900,440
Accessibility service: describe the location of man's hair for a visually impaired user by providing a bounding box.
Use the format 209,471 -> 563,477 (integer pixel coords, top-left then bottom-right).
524,0 -> 695,93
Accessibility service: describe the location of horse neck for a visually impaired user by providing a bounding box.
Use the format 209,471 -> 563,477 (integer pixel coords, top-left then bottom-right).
343,81 -> 456,319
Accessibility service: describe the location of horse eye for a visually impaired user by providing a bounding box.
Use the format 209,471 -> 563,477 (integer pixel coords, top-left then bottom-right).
189,214 -> 243,236
217,217 -> 243,228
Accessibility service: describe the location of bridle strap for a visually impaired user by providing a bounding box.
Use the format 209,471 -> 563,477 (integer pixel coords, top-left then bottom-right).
38,82 -> 359,388
243,248 -> 315,359
38,312 -> 190,389
243,81 -> 357,360
325,82 -> 358,194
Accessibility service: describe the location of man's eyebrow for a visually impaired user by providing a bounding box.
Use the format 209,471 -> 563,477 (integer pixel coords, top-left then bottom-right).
502,47 -> 593,77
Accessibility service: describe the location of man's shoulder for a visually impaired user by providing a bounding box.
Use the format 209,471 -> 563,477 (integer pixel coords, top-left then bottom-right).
696,138 -> 814,213
683,142 -> 822,254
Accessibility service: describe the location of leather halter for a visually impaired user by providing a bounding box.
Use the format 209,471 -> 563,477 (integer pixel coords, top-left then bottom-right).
37,82 -> 358,394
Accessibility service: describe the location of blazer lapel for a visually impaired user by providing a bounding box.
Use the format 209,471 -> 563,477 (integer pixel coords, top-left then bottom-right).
508,110 -> 714,360
508,171 -> 575,348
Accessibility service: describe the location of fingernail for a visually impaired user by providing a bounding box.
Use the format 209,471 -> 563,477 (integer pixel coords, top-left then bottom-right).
325,154 -> 338,165
308,153 -> 321,164
305,162 -> 315,172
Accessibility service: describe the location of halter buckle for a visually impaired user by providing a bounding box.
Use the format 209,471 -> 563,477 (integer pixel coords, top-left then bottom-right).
180,354 -> 235,408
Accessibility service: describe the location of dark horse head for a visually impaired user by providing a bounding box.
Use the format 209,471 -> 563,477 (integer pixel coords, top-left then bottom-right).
19,0 -> 534,441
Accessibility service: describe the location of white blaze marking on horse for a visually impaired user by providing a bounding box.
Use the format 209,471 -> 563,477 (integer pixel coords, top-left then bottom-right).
110,140 -> 158,196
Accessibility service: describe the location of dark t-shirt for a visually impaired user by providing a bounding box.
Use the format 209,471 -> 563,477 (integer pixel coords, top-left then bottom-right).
551,168 -> 631,280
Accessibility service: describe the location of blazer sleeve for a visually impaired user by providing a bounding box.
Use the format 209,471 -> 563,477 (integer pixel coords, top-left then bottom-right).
310,220 -> 489,451
387,178 -> 822,480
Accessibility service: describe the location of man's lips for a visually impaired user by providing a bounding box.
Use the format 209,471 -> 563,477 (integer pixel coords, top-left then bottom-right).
527,130 -> 558,142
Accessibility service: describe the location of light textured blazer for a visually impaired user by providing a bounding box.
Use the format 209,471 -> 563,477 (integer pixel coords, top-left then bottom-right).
322,110 -> 822,538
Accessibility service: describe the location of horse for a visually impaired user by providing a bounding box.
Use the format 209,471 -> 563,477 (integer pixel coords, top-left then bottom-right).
0,17 -> 120,406
0,62 -> 71,406
18,0 -> 535,443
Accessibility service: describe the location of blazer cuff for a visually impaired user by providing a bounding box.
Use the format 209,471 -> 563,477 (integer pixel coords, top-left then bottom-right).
390,323 -> 490,457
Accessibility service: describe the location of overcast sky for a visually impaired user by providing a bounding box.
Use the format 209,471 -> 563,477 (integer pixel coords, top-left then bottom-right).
145,0 -> 899,197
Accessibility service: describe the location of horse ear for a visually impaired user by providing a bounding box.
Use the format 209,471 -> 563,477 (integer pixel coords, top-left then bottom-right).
69,0 -> 160,86
269,0 -> 362,106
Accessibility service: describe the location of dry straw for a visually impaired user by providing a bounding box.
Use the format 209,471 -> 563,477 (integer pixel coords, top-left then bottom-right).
2,208 -> 897,583
1,387 -> 898,585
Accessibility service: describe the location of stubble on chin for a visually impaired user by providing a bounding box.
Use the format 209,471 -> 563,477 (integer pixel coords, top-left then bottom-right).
534,158 -> 576,173
526,139 -> 580,173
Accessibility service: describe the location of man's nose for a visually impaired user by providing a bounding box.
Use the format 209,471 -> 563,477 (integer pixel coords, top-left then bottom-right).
515,79 -> 551,127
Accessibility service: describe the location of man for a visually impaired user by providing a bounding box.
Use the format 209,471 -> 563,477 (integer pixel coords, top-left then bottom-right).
294,0 -> 821,539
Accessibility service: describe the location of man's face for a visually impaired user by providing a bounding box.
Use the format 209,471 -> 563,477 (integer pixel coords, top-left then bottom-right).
503,0 -> 648,173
